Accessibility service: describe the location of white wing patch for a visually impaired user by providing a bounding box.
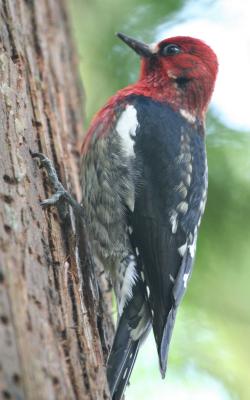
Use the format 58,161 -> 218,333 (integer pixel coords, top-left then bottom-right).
183,272 -> 189,289
169,210 -> 178,234
116,105 -> 138,158
180,108 -> 196,124
178,242 -> 187,256
189,228 -> 198,258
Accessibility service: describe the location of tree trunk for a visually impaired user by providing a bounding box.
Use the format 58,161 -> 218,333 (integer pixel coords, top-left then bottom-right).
0,1 -> 113,399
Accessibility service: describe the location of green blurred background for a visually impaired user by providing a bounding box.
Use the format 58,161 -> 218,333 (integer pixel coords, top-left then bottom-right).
69,1 -> 250,399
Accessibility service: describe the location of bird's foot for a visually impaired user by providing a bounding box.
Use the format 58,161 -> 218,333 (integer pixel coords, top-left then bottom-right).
31,151 -> 84,219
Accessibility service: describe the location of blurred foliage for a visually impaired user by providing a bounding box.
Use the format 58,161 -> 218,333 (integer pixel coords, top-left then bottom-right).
69,1 -> 250,399
69,0 -> 183,121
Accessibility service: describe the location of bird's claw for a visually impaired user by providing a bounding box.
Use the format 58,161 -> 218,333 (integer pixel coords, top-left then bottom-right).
31,150 -> 85,219
40,191 -> 65,208
31,151 -> 62,192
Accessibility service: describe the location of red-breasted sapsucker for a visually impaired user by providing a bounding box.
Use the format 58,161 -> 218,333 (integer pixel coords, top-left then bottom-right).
81,33 -> 218,399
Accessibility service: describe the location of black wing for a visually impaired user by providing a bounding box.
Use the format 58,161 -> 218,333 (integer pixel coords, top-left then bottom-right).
129,95 -> 207,376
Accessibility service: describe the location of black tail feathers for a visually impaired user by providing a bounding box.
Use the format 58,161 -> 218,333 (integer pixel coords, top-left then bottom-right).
107,333 -> 140,400
158,307 -> 177,378
107,278 -> 150,399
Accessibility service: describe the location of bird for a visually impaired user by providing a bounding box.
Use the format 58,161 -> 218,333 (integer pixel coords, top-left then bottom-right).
80,32 -> 218,399
33,32 -> 218,400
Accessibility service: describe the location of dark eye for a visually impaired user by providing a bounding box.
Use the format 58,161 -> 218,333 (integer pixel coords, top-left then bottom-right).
161,44 -> 181,56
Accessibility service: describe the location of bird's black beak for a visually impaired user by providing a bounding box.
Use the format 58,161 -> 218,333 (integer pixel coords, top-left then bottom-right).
116,32 -> 153,58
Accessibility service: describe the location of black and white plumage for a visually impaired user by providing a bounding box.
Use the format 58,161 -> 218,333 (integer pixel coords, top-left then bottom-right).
31,33 -> 217,400
81,94 -> 208,398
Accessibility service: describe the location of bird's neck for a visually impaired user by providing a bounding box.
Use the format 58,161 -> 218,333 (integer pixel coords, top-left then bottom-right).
126,71 -> 212,122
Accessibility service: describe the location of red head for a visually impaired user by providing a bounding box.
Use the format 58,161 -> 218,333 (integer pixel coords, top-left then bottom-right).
81,34 -> 218,154
117,33 -> 218,119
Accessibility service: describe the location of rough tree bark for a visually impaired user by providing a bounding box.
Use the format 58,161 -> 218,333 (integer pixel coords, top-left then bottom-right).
0,1 -> 113,399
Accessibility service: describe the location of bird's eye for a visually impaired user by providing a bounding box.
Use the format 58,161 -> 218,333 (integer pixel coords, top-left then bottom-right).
161,44 -> 181,56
